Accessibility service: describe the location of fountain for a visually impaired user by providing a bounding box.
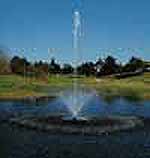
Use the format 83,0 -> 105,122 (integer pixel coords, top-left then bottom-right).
61,0 -> 90,121
71,1 -> 82,119
6,0 -> 144,136
60,89 -> 96,121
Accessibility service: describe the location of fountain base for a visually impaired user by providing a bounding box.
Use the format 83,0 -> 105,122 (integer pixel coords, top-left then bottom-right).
62,115 -> 87,121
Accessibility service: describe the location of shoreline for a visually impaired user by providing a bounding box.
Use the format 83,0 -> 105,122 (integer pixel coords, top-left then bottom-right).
0,73 -> 149,101
0,95 -> 149,102
0,94 -> 149,102
0,95 -> 56,102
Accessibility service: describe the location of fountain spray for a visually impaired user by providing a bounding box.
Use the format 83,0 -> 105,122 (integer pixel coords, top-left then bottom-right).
72,0 -> 82,118
60,0 -> 93,120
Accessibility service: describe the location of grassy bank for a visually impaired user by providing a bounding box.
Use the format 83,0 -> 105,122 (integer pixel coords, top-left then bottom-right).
0,73 -> 149,101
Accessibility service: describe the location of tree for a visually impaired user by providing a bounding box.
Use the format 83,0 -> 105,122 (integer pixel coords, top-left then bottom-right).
77,62 -> 95,76
0,48 -> 11,74
49,58 -> 61,74
34,60 -> 49,76
62,64 -> 74,74
10,56 -> 29,75
123,57 -> 145,72
100,56 -> 120,75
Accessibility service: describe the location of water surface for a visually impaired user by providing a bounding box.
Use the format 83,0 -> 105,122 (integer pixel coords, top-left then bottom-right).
0,97 -> 150,158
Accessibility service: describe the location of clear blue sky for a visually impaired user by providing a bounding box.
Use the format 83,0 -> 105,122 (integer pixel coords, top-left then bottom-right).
0,0 -> 150,63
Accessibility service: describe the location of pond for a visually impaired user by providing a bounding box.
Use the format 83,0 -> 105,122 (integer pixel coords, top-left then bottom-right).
0,97 -> 150,158
0,96 -> 149,119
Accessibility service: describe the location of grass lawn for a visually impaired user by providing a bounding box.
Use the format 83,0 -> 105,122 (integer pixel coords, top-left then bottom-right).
0,73 -> 149,101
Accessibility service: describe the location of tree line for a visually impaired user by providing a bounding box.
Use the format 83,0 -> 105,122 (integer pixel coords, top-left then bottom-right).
0,53 -> 147,77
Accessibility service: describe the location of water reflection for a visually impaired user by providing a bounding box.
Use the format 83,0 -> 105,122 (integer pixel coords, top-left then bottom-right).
0,96 -> 149,119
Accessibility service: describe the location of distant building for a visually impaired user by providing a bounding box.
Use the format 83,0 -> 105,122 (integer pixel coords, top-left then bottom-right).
94,59 -> 104,76
144,61 -> 150,72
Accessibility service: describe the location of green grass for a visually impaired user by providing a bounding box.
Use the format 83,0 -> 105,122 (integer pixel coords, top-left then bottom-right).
0,73 -> 149,101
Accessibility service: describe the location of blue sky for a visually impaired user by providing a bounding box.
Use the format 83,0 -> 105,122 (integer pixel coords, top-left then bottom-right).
0,0 -> 150,63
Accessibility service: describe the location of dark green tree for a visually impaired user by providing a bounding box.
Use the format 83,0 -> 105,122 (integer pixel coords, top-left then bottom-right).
49,58 -> 61,74
77,62 -> 95,76
123,57 -> 144,72
100,56 -> 120,75
62,64 -> 74,74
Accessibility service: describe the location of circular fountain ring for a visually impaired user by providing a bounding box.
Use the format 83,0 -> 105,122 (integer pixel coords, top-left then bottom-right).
8,115 -> 143,136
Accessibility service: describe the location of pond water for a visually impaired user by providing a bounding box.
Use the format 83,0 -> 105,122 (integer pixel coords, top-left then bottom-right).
0,97 -> 150,158
0,97 -> 149,119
